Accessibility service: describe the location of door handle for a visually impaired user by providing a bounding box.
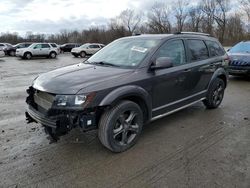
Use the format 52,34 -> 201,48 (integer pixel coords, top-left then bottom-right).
183,68 -> 191,72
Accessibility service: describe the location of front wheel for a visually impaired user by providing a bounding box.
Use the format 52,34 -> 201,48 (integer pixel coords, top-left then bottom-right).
203,78 -> 225,109
80,51 -> 86,58
24,52 -> 32,60
98,100 -> 143,153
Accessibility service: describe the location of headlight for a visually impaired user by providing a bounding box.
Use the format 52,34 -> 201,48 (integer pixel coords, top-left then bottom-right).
75,95 -> 86,105
54,93 -> 95,108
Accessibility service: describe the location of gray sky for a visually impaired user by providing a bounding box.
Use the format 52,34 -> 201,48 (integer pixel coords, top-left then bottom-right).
0,0 -> 155,35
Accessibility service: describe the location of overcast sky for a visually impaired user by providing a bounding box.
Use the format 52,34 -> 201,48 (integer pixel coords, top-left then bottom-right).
0,0 -> 156,35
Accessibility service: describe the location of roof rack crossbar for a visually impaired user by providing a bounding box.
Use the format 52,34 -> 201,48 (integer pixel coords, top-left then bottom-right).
175,32 -> 210,36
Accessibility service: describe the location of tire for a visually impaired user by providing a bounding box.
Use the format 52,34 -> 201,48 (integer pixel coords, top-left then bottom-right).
50,52 -> 57,58
10,50 -> 15,56
203,78 -> 225,109
80,51 -> 86,58
98,100 -> 143,153
24,52 -> 32,60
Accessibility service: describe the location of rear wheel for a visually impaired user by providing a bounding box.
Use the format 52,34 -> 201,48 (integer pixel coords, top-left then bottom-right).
50,52 -> 57,58
98,100 -> 143,152
24,52 -> 32,60
80,51 -> 86,58
203,78 -> 225,109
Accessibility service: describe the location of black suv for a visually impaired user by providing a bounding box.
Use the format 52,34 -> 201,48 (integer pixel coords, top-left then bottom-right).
60,43 -> 81,53
25,32 -> 228,152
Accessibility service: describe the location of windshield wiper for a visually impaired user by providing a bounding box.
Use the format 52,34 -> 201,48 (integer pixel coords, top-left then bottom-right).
91,61 -> 120,67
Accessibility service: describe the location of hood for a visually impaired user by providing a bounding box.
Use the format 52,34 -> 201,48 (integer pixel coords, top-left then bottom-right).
71,47 -> 80,51
33,63 -> 133,94
228,52 -> 250,60
228,52 -> 250,66
17,47 -> 29,51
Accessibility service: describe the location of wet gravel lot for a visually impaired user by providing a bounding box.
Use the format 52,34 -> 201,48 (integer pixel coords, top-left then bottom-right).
0,54 -> 249,188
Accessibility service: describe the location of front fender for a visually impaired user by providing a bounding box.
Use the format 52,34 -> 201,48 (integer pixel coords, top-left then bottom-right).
99,85 -> 152,119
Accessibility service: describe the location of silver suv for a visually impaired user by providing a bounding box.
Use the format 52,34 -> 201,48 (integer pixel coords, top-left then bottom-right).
16,43 -> 58,59
71,43 -> 105,58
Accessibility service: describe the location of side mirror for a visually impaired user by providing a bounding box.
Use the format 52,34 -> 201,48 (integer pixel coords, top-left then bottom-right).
151,57 -> 173,70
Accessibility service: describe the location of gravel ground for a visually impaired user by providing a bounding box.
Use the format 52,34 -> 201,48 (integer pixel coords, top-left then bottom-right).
0,54 -> 249,188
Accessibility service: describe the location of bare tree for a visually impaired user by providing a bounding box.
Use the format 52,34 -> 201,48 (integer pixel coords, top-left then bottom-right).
200,0 -> 216,34
118,9 -> 142,35
186,6 -> 204,32
240,0 -> 250,32
225,13 -> 245,45
147,2 -> 172,33
213,0 -> 230,43
173,0 -> 189,32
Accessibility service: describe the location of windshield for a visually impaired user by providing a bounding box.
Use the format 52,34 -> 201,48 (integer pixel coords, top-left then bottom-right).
80,44 -> 89,48
86,38 -> 160,68
229,42 -> 250,53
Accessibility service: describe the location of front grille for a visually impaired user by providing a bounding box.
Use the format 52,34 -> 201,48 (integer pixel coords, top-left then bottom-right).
230,60 -> 250,67
34,90 -> 55,111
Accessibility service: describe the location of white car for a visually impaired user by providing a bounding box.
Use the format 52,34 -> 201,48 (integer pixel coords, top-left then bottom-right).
16,43 -> 58,59
0,50 -> 5,57
71,43 -> 105,58
49,43 -> 60,54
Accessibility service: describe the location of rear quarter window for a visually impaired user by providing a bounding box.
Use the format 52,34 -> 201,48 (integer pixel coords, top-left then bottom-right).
187,39 -> 209,61
206,40 -> 225,57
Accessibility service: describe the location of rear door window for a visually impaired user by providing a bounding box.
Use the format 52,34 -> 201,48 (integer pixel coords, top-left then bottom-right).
187,40 -> 209,61
206,41 -> 225,57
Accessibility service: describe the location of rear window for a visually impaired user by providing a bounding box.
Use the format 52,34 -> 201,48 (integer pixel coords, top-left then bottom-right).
50,43 -> 57,47
206,41 -> 225,57
42,44 -> 50,48
187,40 -> 209,61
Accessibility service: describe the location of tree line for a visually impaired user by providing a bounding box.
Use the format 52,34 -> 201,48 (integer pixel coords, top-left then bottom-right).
1,0 -> 250,46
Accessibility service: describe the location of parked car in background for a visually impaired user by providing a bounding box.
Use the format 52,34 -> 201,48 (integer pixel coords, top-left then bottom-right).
0,43 -> 16,56
60,43 -> 81,53
14,42 -> 32,49
16,43 -> 58,59
227,41 -> 250,76
25,32 -> 228,152
71,43 -> 105,57
49,43 -> 60,54
0,50 -> 5,57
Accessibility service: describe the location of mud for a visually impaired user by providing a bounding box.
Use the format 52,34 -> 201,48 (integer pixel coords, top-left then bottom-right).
0,54 -> 249,188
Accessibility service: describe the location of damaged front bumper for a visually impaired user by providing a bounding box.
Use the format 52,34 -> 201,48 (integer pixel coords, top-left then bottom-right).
25,87 -> 98,141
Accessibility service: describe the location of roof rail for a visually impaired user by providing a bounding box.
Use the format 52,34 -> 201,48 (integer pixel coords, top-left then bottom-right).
175,32 -> 210,36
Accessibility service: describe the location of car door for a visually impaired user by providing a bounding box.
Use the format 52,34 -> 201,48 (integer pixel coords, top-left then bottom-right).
32,44 -> 43,56
151,39 -> 201,117
41,44 -> 51,55
88,45 -> 101,54
185,39 -> 213,95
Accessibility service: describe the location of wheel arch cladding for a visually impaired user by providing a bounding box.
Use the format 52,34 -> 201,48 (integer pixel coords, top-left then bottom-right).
209,68 -> 228,88
99,85 -> 152,122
